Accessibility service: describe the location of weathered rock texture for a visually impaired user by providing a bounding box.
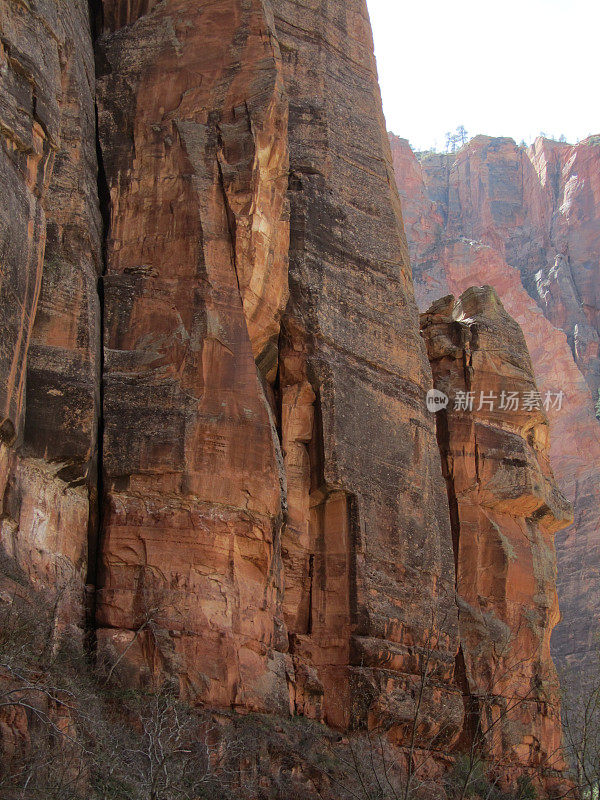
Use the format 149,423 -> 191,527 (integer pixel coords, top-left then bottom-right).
273,0 -> 466,742
94,0 -> 293,715
93,0 -> 464,745
0,0 -> 100,635
0,0 -> 573,788
421,287 -> 572,781
392,133 -> 600,680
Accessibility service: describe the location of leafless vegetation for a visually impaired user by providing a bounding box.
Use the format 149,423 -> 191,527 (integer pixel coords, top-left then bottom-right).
559,645 -> 600,799
0,557 -> 580,799
326,609 -> 572,800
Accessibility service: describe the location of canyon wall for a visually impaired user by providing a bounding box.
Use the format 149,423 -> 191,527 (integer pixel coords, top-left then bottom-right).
94,0 -> 293,715
93,0 -> 464,745
392,133 -> 600,680
0,0 -> 100,639
0,0 -> 575,789
422,287 -> 571,782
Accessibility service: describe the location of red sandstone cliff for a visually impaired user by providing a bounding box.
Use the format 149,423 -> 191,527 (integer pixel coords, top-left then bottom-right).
422,287 -> 572,787
93,0 -> 464,746
392,133 -> 600,682
0,0 -> 575,793
0,0 -> 100,640
94,0 -> 292,715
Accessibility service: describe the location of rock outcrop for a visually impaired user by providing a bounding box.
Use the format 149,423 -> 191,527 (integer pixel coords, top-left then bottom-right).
0,0 -> 575,790
0,0 -> 100,637
94,0 -> 292,715
93,0 -> 463,745
421,287 -> 572,783
273,0 -> 466,742
391,133 -> 600,682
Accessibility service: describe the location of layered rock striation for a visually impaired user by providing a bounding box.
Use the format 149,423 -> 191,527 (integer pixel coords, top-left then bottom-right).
0,0 -> 575,787
92,0 -> 463,744
94,0 -> 292,714
392,133 -> 600,680
0,0 -> 101,636
422,287 -> 572,782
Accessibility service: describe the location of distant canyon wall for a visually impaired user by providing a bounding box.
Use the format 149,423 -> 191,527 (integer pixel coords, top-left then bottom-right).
0,0 -> 575,786
391,132 -> 600,678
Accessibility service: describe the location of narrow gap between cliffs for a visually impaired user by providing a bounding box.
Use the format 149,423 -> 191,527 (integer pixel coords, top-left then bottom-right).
434,408 -> 460,576
87,0 -> 104,40
85,0 -> 109,657
215,125 -> 242,298
433,367 -> 480,755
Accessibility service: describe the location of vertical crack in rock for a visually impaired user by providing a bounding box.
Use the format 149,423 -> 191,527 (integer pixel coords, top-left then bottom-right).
421,286 -> 573,787
88,0 -> 105,36
85,94 -> 111,648
216,147 -> 242,298
392,133 -> 600,701
306,553 -> 314,636
93,0 -> 292,712
474,434 -> 481,486
434,407 -> 460,576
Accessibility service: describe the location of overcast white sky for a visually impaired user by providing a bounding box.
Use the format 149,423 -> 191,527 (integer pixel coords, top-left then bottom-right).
366,0 -> 599,152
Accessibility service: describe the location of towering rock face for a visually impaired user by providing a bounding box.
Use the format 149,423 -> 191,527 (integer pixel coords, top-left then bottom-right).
421,287 -> 572,781
0,0 -> 100,631
0,0 -> 573,787
391,133 -> 600,680
272,0 -> 463,739
0,0 -> 55,456
93,0 -> 463,742
95,0 -> 292,712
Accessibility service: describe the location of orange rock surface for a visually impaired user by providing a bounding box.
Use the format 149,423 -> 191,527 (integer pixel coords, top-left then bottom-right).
93,0 -> 463,743
0,0 -> 100,634
0,0 -> 574,786
392,133 -> 600,682
95,0 -> 291,712
421,287 -> 572,780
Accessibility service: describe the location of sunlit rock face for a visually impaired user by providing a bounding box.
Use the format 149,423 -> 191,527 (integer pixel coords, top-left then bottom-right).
0,0 -> 572,786
392,133 -> 600,683
93,0 -> 462,741
421,287 -> 572,786
94,0 -> 292,712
